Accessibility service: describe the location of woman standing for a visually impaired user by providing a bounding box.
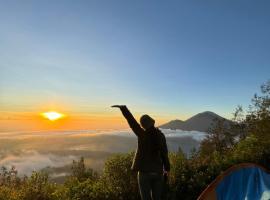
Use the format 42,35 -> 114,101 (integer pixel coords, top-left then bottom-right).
112,105 -> 170,200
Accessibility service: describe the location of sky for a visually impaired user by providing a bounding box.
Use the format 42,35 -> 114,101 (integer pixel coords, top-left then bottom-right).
0,0 -> 270,131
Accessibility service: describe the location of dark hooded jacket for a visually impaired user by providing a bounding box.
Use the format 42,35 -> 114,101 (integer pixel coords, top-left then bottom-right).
120,106 -> 170,173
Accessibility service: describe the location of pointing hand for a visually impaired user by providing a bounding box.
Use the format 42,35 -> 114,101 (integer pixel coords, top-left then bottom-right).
111,105 -> 126,109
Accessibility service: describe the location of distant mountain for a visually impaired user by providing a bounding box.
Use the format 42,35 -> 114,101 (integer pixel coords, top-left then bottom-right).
160,111 -> 231,132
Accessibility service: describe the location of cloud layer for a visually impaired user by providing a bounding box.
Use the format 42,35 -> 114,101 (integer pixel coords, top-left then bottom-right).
0,128 -> 207,176
0,150 -> 76,176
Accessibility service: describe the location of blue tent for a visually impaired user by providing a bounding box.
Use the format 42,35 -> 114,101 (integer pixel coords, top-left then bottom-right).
197,163 -> 270,200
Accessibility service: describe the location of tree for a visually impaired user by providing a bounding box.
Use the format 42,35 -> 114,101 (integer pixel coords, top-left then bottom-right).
71,157 -> 97,182
200,118 -> 235,156
0,166 -> 20,187
20,171 -> 59,200
246,80 -> 270,142
101,152 -> 140,200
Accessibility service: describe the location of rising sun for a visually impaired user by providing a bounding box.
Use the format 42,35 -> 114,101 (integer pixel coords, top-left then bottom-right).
41,111 -> 65,121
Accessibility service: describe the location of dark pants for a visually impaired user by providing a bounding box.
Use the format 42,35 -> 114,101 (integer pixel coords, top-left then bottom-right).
138,171 -> 163,200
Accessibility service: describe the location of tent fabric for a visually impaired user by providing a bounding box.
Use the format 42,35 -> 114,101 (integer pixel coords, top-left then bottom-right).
197,163 -> 270,200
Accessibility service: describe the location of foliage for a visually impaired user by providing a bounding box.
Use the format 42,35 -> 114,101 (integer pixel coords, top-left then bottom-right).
200,118 -> 235,156
70,157 -> 98,182
101,152 -> 140,200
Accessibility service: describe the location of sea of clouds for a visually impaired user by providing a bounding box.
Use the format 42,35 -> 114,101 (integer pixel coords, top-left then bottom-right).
0,128 -> 207,140
0,150 -> 76,176
0,129 -> 207,176
98,128 -> 207,141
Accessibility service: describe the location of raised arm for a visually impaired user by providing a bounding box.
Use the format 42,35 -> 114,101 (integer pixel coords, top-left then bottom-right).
111,105 -> 143,137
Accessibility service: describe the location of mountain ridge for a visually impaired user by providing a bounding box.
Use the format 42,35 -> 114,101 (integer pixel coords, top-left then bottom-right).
159,111 -> 231,132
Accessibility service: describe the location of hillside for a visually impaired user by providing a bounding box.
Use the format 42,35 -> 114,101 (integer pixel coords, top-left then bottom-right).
160,111 -> 231,132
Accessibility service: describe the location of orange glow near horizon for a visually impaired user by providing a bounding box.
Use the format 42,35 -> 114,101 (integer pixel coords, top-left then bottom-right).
41,111 -> 65,121
0,109 -> 171,132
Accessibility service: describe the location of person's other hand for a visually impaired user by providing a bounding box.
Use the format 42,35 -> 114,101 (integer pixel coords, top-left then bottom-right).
111,105 -> 126,109
163,171 -> 169,182
163,171 -> 169,178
